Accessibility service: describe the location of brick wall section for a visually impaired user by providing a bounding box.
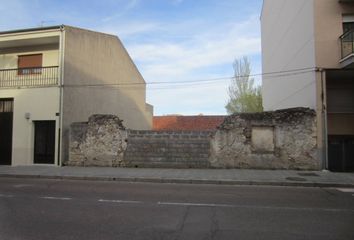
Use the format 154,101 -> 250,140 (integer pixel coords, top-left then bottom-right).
123,130 -> 213,168
153,116 -> 225,131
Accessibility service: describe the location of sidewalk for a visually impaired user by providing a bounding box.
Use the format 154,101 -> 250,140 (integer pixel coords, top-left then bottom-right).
0,166 -> 353,188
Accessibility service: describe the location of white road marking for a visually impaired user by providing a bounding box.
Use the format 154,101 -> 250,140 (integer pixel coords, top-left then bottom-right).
0,194 -> 13,198
336,188 -> 354,193
157,201 -> 234,208
2,192 -> 353,212
13,184 -> 34,188
157,201 -> 354,213
40,196 -> 72,200
98,199 -> 142,204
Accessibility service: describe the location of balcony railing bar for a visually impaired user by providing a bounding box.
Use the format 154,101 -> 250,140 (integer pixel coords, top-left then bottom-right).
340,29 -> 354,59
0,66 -> 59,88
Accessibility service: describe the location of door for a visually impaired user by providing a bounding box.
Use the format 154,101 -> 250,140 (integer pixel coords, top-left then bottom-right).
0,99 -> 13,165
345,138 -> 354,171
34,121 -> 55,164
328,135 -> 354,172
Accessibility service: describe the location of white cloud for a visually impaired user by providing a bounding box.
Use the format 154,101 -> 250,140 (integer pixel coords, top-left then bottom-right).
128,15 -> 261,82
126,0 -> 139,9
148,81 -> 230,115
100,21 -> 161,38
0,0 -> 261,115
101,0 -> 140,22
117,15 -> 262,115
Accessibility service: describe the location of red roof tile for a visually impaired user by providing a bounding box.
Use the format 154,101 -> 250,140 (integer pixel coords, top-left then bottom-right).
153,115 -> 226,131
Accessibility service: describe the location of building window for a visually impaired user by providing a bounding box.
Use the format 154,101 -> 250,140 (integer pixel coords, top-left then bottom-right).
18,54 -> 43,75
343,22 -> 354,34
343,15 -> 354,33
0,99 -> 13,113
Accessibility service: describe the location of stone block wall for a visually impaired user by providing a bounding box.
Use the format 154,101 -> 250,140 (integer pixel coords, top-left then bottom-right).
210,108 -> 319,170
124,130 -> 212,168
68,108 -> 319,170
68,115 -> 212,168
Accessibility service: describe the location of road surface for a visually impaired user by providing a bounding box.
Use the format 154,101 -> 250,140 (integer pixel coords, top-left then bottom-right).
0,177 -> 353,240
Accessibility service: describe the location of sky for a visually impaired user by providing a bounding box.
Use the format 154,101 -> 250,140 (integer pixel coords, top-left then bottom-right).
0,0 -> 263,115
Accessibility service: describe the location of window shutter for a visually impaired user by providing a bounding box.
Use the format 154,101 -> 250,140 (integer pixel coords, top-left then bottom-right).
18,54 -> 43,75
18,54 -> 43,68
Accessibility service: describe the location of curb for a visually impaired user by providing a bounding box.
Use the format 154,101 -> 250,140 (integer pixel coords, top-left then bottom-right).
1,174 -> 353,188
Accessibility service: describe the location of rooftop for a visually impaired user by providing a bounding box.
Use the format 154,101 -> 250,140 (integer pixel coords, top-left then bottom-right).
153,115 -> 226,131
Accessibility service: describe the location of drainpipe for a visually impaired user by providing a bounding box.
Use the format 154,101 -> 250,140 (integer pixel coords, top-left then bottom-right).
58,25 -> 65,167
319,68 -> 328,169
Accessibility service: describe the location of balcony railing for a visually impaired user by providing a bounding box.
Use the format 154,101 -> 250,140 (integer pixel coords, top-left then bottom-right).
0,66 -> 59,88
340,30 -> 354,59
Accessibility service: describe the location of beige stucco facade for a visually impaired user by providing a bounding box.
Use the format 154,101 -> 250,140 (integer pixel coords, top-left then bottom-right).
0,25 -> 152,166
313,1 -> 354,142
62,26 -> 152,130
314,0 -> 354,68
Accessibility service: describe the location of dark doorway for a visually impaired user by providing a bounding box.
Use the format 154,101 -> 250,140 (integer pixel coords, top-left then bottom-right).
326,70 -> 354,172
34,121 -> 55,164
0,99 -> 13,165
328,135 -> 354,172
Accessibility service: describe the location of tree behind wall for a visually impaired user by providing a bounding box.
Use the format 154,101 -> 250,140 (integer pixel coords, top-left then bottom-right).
225,56 -> 263,114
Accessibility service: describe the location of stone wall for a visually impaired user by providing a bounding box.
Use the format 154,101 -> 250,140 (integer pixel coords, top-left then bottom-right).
124,130 -> 212,168
68,115 -> 212,168
68,108 -> 320,170
210,108 -> 319,170
68,115 -> 128,167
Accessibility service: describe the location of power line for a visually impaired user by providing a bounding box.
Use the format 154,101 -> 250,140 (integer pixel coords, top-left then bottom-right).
63,67 -> 317,88
149,70 -> 315,90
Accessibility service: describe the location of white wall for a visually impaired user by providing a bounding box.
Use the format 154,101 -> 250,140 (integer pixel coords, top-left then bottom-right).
261,0 -> 317,110
0,87 -> 60,165
0,48 -> 59,69
0,29 -> 62,166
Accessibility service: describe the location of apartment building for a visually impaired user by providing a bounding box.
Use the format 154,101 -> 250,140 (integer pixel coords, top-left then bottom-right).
0,25 -> 153,166
261,0 -> 354,171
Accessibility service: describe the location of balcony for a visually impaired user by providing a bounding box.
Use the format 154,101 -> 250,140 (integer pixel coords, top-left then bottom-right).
0,66 -> 59,88
340,30 -> 354,68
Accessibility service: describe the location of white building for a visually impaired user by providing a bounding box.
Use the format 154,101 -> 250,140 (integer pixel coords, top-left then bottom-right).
261,0 -> 354,171
0,25 -> 153,166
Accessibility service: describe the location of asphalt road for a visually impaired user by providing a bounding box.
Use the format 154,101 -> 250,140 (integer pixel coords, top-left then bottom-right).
0,178 -> 353,240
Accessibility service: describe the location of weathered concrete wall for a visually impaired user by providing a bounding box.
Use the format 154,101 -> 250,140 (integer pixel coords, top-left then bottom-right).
124,130 -> 212,168
62,25 -> 153,165
68,115 -> 128,167
68,115 -> 211,168
69,109 -> 319,170
210,108 -> 319,170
